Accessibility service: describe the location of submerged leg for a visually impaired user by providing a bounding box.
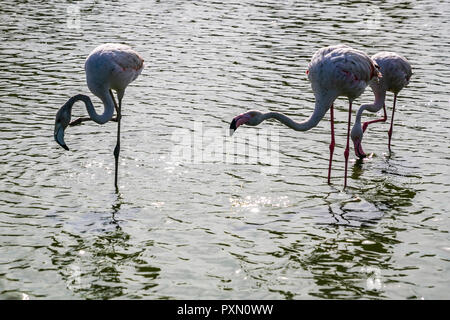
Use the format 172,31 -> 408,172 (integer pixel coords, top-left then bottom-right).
362,103 -> 387,133
344,101 -> 352,189
114,103 -> 121,190
328,104 -> 335,184
388,94 -> 397,153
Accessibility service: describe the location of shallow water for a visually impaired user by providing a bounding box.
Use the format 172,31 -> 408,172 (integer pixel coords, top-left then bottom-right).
0,0 -> 449,299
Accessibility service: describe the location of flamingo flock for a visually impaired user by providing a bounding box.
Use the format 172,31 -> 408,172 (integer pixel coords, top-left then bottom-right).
54,43 -> 411,190
230,46 -> 412,188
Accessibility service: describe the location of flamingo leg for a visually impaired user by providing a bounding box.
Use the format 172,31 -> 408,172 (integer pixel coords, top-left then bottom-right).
328,104 -> 335,184
110,91 -> 121,190
362,103 -> 387,133
344,100 -> 352,189
69,116 -> 118,126
69,117 -> 91,126
388,93 -> 397,153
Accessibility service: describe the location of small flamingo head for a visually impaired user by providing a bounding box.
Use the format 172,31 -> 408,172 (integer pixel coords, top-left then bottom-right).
351,123 -> 366,159
229,110 -> 263,136
54,101 -> 72,151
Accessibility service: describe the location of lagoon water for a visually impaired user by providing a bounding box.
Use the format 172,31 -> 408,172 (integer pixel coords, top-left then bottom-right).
0,0 -> 449,299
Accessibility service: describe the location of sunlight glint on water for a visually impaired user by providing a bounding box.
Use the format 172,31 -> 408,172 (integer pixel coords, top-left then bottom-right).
0,0 -> 449,299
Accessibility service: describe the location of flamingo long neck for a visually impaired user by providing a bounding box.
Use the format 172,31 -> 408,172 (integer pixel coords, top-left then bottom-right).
68,92 -> 115,125
261,92 -> 337,131
354,90 -> 386,126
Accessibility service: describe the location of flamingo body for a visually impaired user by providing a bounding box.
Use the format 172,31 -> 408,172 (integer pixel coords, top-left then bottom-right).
370,51 -> 412,95
308,45 -> 379,102
230,45 -> 380,187
351,52 -> 412,158
85,43 -> 144,98
54,43 -> 144,189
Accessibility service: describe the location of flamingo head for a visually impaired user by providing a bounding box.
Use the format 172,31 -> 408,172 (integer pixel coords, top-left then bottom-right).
229,110 -> 264,136
54,101 -> 72,151
351,123 -> 366,159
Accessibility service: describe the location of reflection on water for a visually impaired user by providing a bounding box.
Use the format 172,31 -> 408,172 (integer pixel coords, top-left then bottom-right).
0,0 -> 449,299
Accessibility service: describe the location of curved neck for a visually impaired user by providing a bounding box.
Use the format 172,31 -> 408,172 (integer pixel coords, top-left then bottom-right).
354,90 -> 386,125
68,92 -> 115,125
261,92 -> 337,131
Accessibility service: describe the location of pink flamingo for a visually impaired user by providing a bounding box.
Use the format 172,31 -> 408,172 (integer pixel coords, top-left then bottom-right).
54,43 -> 144,190
229,45 -> 381,188
351,52 -> 412,158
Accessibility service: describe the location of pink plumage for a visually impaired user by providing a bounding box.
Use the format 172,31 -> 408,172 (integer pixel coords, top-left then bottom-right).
308,44 -> 381,102
85,43 -> 144,100
371,51 -> 412,94
351,52 -> 412,158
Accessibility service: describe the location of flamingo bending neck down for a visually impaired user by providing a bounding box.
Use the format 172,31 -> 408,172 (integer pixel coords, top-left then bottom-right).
54,43 -> 144,190
229,45 -> 381,188
351,52 -> 412,159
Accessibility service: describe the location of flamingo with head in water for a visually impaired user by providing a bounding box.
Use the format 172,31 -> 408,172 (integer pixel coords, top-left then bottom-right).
229,45 -> 381,188
351,52 -> 412,158
54,43 -> 144,190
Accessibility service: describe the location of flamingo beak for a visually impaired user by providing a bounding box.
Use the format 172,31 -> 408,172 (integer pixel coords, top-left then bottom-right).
353,139 -> 366,159
229,118 -> 237,136
229,114 -> 251,136
54,126 -> 69,151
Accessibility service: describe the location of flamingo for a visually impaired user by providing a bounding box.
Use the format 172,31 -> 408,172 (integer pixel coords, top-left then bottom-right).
229,45 -> 381,188
54,43 -> 144,190
351,52 -> 412,158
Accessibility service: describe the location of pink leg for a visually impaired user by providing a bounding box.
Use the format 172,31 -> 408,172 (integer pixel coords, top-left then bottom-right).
328,104 -> 335,184
362,103 -> 387,133
344,101 -> 352,189
388,94 -> 397,153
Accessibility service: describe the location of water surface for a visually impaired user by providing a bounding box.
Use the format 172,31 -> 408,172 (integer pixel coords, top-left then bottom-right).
0,0 -> 449,299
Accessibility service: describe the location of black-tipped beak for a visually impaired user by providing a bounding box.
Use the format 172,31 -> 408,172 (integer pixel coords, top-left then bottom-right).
54,127 -> 69,151
354,141 -> 366,160
230,118 -> 237,130
229,119 -> 237,136
356,151 -> 366,160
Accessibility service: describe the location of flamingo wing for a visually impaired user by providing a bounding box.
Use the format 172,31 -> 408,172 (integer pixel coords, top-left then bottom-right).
333,48 -> 380,83
85,43 -> 144,93
108,44 -> 144,85
111,45 -> 144,72
308,45 -> 380,100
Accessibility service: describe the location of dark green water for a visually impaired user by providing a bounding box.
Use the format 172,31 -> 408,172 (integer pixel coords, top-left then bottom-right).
0,0 -> 449,299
